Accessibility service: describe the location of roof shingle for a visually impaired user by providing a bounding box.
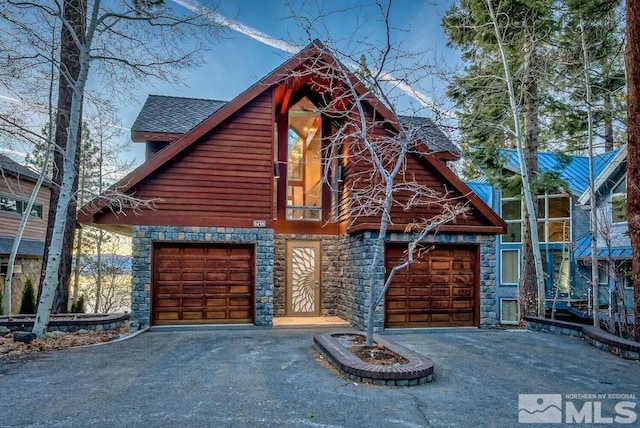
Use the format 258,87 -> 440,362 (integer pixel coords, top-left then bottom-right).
131,96 -> 459,155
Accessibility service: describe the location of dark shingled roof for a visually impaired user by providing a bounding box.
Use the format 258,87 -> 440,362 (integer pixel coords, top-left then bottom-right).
0,237 -> 44,256
398,115 -> 460,156
131,95 -> 227,134
0,154 -> 42,183
131,96 -> 459,155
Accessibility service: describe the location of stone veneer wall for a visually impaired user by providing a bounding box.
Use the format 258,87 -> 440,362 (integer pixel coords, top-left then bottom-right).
0,255 -> 41,314
273,234 -> 344,317
343,231 -> 497,331
131,226 -> 274,327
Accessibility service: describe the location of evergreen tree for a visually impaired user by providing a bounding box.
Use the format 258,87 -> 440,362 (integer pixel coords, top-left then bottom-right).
19,279 -> 37,314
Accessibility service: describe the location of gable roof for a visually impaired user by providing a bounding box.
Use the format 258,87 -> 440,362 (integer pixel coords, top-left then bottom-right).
131,95 -> 227,135
130,98 -> 460,156
81,41 -> 503,231
502,149 -> 620,196
0,154 -> 50,186
398,115 -> 460,156
578,146 -> 627,205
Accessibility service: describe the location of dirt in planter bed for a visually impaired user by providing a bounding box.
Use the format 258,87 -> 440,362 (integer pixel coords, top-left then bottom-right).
336,334 -> 409,366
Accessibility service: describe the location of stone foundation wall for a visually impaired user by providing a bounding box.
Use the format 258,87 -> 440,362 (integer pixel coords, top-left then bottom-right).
0,255 -> 41,314
131,226 -> 274,327
273,234 -> 343,317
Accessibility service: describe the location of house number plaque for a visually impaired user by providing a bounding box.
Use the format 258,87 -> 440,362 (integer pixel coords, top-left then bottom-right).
253,220 -> 267,228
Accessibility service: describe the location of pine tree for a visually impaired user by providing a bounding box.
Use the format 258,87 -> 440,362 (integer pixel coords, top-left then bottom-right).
19,280 -> 37,314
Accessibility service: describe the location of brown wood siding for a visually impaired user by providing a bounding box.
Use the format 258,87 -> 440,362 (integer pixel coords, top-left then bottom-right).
343,114 -> 489,229
152,243 -> 254,325
0,178 -> 50,241
96,91 -> 274,226
385,244 -> 479,327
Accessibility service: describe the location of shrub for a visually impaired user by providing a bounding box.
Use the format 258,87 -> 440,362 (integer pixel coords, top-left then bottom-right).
19,279 -> 37,314
70,295 -> 86,314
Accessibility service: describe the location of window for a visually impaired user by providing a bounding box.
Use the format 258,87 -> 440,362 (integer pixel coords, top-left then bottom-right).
286,97 -> 322,220
541,249 -> 571,295
0,194 -> 43,219
501,189 -> 521,243
617,261 -> 633,289
501,192 -> 571,243
612,176 -> 627,223
501,249 -> 519,285
500,299 -> 519,324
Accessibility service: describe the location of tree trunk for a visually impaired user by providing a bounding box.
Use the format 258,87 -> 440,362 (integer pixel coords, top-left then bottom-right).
38,0 -> 86,314
626,0 -> 640,341
604,93 -> 614,152
94,229 -> 104,313
521,29 -> 543,317
71,227 -> 83,303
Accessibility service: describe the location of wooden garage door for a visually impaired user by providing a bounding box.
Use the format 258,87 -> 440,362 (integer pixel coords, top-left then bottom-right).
152,244 -> 254,325
385,245 -> 478,328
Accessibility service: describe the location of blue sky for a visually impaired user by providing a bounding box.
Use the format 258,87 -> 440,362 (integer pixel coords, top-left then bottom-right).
119,0 -> 459,165
0,0 -> 460,168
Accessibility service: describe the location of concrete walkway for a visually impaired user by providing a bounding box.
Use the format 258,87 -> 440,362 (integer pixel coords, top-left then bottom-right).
1,328 -> 638,427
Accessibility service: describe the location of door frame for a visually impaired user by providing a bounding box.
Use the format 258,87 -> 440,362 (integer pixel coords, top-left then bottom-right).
285,240 -> 322,316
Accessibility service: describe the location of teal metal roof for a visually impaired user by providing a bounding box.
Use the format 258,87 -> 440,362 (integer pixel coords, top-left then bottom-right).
574,233 -> 632,260
465,181 -> 493,206
503,149 -> 619,196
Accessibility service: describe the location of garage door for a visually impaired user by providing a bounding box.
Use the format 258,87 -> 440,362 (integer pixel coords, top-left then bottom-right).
152,244 -> 254,325
385,245 -> 478,328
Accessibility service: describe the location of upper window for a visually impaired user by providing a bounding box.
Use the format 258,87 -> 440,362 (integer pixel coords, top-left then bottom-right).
286,97 -> 322,221
0,194 -> 43,219
500,192 -> 571,243
611,176 -> 627,224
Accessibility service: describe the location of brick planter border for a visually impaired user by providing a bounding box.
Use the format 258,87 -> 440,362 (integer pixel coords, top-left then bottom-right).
525,316 -> 640,360
0,313 -> 130,333
314,330 -> 434,386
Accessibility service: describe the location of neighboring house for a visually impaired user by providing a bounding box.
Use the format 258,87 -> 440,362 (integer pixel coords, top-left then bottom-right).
79,41 -> 506,330
575,146 -> 633,314
0,154 -> 50,313
470,149 -> 621,324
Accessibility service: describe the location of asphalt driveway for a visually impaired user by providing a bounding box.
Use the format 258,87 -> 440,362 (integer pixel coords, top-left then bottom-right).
1,328 -> 638,427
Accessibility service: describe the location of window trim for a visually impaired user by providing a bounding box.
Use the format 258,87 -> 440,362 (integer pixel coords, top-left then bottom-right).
499,192 -> 572,243
611,175 -> 627,225
500,298 -> 520,324
0,192 -> 44,220
500,248 -> 520,286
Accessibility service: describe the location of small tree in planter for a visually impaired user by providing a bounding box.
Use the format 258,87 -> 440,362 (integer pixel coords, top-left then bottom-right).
288,5 -> 470,347
19,279 -> 37,314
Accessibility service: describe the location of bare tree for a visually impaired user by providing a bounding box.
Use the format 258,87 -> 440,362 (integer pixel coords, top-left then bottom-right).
484,0 -> 546,316
79,231 -> 132,314
1,0 -> 221,335
287,1 -> 469,346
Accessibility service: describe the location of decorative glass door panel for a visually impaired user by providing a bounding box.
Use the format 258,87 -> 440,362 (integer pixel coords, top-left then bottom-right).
286,241 -> 321,316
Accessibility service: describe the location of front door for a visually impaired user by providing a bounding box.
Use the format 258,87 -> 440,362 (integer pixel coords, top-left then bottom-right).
286,241 -> 321,316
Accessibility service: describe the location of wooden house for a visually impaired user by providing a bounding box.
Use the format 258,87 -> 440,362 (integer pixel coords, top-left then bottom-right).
0,154 -> 50,312
79,42 -> 505,329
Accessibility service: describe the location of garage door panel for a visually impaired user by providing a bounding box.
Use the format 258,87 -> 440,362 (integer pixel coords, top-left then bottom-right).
385,245 -> 477,328
153,244 -> 254,325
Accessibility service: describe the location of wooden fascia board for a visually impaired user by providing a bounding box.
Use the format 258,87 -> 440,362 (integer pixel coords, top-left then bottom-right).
347,222 -> 505,235
131,131 -> 182,143
413,147 -> 506,232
